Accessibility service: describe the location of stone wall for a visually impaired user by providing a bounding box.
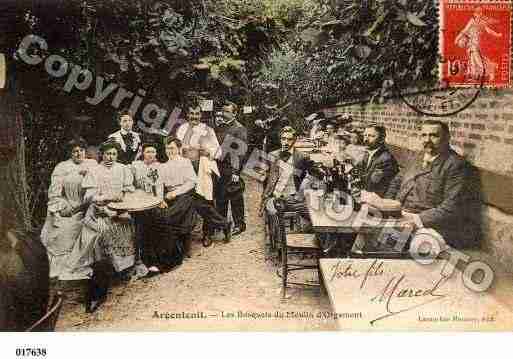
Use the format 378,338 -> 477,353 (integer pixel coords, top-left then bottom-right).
331,88 -> 513,273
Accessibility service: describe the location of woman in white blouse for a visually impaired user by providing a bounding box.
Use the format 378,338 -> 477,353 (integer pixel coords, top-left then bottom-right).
130,142 -> 163,275
40,138 -> 97,280
64,139 -> 135,313
149,136 -> 197,272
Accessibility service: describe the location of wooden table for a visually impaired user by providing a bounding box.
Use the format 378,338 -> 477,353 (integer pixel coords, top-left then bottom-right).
305,190 -> 407,256
319,258 -> 513,330
107,189 -> 162,212
305,190 -> 403,234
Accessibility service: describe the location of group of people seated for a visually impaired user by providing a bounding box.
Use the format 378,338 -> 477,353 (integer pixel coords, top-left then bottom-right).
40,97 -> 248,313
310,116 -> 368,164
261,117 -> 480,255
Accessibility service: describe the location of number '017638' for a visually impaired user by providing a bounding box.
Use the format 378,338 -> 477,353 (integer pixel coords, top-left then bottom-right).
15,348 -> 47,357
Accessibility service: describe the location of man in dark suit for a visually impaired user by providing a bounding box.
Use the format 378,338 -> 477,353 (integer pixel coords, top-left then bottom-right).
358,125 -> 399,197
260,126 -> 310,217
385,120 -> 480,249
215,101 -> 248,236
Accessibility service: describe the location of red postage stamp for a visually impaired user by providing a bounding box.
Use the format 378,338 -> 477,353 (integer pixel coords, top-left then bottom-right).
440,0 -> 512,87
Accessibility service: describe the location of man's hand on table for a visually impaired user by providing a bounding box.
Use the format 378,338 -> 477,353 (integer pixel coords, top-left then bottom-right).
398,211 -> 423,232
361,190 -> 381,205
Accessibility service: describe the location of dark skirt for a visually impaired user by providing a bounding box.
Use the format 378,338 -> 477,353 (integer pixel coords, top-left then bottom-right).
140,191 -> 195,269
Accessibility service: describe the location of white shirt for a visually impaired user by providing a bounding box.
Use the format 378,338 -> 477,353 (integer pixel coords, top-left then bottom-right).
176,122 -> 220,159
176,122 -> 220,200
273,154 -> 296,198
108,129 -> 141,153
366,148 -> 380,168
422,153 -> 440,169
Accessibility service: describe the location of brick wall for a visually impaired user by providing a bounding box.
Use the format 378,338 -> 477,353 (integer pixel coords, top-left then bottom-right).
332,88 -> 513,272
343,89 -> 513,177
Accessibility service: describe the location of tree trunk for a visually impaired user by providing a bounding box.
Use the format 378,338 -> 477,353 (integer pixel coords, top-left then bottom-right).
0,56 -> 31,235
0,54 -> 49,333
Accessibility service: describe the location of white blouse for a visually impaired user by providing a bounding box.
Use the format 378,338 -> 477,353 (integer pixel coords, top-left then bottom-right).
159,156 -> 197,196
47,159 -> 98,214
82,162 -> 135,203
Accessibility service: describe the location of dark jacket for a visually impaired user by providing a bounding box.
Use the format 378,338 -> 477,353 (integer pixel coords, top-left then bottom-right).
216,120 -> 248,179
261,149 -> 309,205
357,145 -> 399,197
385,149 -> 481,249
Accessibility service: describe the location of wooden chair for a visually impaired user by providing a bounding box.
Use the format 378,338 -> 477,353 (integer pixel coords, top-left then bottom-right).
264,206 -> 300,252
25,291 -> 64,332
274,199 -> 324,298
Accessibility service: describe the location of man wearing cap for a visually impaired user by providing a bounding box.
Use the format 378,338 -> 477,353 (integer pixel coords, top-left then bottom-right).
214,101 -> 248,236
358,125 -> 399,197
385,120 -> 480,249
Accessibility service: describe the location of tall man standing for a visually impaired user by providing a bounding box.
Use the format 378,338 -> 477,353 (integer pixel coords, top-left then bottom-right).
215,101 -> 248,236
358,125 -> 399,197
176,98 -> 231,246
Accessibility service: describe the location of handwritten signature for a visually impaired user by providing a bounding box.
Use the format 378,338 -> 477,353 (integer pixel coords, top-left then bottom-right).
328,259 -> 450,325
369,273 -> 449,325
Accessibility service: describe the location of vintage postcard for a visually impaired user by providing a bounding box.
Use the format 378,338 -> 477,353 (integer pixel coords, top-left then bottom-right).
1,0 -> 513,348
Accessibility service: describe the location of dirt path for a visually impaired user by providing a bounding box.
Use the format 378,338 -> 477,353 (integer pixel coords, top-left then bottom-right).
56,178 -> 337,331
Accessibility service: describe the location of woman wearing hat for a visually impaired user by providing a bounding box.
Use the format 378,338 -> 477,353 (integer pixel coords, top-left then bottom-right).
40,137 -> 97,280
65,139 -> 136,312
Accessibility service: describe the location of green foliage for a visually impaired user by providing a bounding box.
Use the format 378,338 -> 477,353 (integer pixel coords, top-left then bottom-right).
10,0 -> 307,227
8,0 -> 442,227
255,0 -> 439,110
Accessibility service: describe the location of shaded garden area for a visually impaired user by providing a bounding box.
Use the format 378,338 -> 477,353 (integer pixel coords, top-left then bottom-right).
1,0 -> 438,234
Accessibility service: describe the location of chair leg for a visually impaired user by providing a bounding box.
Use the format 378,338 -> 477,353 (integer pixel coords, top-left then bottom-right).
281,246 -> 288,299
269,215 -> 276,252
264,213 -> 273,251
317,255 -> 326,295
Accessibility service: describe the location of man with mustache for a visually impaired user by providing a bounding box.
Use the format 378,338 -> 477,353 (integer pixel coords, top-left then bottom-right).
358,125 -> 399,197
260,126 -> 311,220
214,101 -> 248,236
385,120 -> 480,249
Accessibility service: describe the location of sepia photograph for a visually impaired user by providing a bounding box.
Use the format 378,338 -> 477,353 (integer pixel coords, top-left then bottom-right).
1,1 -> 513,350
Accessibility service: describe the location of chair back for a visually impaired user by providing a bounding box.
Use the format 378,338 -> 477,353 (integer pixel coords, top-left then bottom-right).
25,292 -> 64,332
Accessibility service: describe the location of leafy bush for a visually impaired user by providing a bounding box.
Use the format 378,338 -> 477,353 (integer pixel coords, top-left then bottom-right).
255,0 -> 439,113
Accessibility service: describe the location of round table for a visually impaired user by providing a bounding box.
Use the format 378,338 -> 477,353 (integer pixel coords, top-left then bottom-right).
107,189 -> 162,212
107,189 -> 162,272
